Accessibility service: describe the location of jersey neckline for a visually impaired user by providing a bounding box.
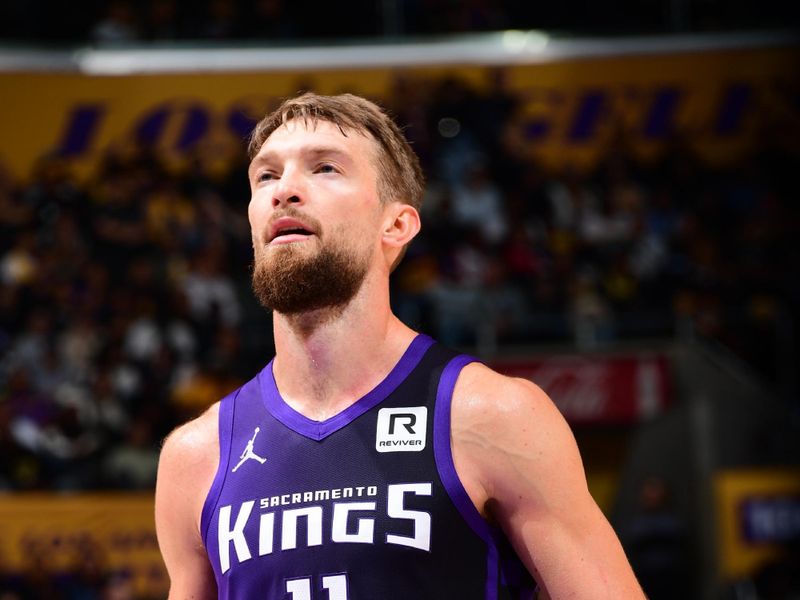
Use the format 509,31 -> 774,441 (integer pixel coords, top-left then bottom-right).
258,333 -> 435,441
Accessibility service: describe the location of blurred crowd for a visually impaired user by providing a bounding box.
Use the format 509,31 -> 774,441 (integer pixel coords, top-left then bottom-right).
0,540 -> 151,600
0,0 -> 795,44
0,72 -> 797,496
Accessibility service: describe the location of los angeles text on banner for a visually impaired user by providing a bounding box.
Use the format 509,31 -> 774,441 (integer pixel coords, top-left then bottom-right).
0,46 -> 797,181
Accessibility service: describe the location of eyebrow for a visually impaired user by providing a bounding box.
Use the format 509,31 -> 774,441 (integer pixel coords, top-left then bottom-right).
248,146 -> 353,178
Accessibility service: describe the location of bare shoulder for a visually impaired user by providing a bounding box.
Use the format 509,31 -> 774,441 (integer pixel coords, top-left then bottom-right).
450,362 -> 583,506
451,363 -> 645,598
156,403 -> 221,598
160,401 -> 220,464
157,402 -> 221,530
452,362 -> 568,445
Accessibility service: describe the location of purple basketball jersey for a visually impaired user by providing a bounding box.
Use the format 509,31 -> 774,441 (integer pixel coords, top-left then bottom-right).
201,334 -> 535,599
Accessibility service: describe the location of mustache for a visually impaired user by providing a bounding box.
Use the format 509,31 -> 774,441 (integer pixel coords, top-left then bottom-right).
267,207 -> 323,237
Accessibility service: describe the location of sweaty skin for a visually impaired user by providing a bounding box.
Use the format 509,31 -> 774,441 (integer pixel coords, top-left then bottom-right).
155,120 -> 645,600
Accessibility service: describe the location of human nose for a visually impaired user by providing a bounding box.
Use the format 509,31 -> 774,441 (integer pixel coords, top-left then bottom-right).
271,166 -> 305,209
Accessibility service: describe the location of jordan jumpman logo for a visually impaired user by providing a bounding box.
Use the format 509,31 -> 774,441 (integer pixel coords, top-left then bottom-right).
232,427 -> 267,473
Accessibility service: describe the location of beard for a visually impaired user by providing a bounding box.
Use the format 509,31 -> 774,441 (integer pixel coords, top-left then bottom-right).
251,233 -> 370,315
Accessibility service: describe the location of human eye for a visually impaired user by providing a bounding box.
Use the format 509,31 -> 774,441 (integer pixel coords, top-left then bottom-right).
315,163 -> 338,174
256,170 -> 277,183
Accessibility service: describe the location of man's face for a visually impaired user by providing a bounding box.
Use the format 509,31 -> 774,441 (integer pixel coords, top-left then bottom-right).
247,119 -> 384,314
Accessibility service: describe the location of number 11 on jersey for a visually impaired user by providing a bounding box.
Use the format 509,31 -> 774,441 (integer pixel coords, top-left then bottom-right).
286,574 -> 349,599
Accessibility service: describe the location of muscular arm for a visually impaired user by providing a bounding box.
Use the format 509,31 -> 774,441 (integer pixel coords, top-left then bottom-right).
452,364 -> 644,599
155,403 -> 220,600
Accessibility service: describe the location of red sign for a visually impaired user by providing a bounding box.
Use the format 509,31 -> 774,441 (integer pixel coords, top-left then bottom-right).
490,354 -> 671,424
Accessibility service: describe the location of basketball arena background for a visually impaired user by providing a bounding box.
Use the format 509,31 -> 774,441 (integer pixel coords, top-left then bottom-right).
0,1 -> 798,598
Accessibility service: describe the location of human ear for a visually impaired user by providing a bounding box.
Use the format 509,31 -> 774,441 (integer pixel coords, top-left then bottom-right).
381,203 -> 421,250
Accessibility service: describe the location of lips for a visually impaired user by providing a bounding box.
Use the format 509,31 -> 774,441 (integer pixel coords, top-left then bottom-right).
268,216 -> 316,244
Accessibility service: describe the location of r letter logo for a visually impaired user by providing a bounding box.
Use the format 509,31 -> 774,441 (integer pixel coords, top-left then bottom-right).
376,407 -> 427,453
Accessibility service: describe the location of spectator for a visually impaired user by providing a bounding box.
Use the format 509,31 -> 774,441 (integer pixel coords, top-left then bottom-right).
450,162 -> 508,244
622,476 -> 691,600
91,0 -> 140,44
101,417 -> 160,489
181,247 -> 241,329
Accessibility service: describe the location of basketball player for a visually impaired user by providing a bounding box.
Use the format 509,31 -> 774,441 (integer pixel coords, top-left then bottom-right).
155,93 -> 645,599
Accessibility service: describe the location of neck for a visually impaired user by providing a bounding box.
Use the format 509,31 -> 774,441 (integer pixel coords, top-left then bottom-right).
271,272 -> 417,421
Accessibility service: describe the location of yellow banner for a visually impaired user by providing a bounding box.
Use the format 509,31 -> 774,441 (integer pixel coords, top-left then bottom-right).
1,46 -> 797,181
0,476 -> 620,599
715,469 -> 800,580
0,493 -> 167,598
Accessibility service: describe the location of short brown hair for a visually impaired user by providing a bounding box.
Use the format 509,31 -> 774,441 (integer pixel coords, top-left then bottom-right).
248,92 -> 425,211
